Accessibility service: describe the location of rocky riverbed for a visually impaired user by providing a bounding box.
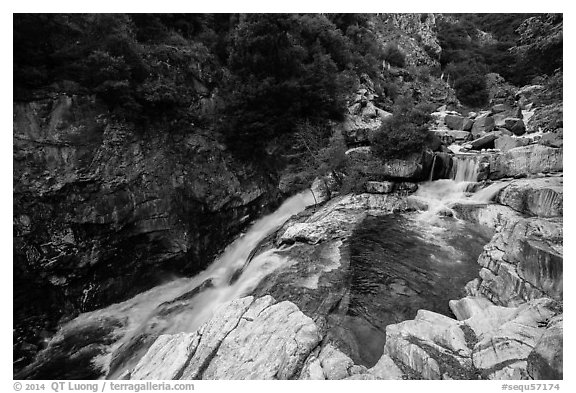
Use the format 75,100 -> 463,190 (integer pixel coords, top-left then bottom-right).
16,83 -> 564,380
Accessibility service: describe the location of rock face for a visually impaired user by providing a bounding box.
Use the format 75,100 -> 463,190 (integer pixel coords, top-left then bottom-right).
451,203 -> 522,230
377,13 -> 442,67
497,177 -> 563,217
488,145 -> 563,179
129,294 -> 409,381
129,295 -> 322,380
345,147 -> 432,182
341,85 -> 392,146
131,333 -> 200,380
13,94 -> 278,370
467,217 -> 562,306
276,193 -> 420,245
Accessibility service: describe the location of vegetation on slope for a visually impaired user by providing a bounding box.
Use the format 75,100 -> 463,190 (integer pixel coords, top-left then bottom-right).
437,13 -> 563,106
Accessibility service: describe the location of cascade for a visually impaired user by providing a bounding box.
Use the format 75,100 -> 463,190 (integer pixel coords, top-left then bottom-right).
29,189 -> 317,379
451,155 -> 481,182
428,155 -> 438,182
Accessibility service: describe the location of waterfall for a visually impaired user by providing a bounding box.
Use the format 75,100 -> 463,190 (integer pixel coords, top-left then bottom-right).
470,181 -> 509,203
451,155 -> 480,182
428,155 -> 438,182
40,189 -> 317,378
415,153 -> 506,222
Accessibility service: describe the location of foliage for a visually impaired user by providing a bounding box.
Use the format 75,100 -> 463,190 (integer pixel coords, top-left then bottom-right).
513,14 -> 563,81
453,74 -> 489,107
219,14 -> 382,158
382,43 -> 406,68
13,14 -> 223,125
371,97 -> 432,161
437,14 -> 563,87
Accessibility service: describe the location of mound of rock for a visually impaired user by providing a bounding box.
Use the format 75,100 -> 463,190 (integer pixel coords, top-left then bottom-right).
381,296 -> 561,380
466,216 -> 562,306
488,144 -> 563,179
130,295 -> 322,380
497,177 -> 562,217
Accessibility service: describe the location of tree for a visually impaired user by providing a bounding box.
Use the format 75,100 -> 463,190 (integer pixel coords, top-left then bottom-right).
220,14 -> 358,158
371,97 -> 432,160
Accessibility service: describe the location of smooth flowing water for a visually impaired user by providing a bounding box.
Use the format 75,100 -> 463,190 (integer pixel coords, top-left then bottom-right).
20,189 -> 316,379
22,152 -> 508,377
334,156 -> 502,367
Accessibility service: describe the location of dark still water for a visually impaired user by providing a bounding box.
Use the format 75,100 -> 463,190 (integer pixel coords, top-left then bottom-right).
339,213 -> 493,367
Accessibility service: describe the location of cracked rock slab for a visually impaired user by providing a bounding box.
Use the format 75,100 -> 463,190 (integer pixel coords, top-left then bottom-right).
131,295 -> 322,380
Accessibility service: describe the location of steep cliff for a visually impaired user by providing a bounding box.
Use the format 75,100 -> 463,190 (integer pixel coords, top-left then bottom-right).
13,93 -> 279,371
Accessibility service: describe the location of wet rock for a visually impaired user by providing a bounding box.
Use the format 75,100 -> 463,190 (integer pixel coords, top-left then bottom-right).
494,135 -> 530,152
488,145 -> 563,179
199,298 -> 321,379
179,296 -> 256,379
13,95 -> 278,368
277,193 -> 407,245
15,314 -> 126,379
503,118 -> 526,136
428,152 -> 453,180
451,203 -> 522,230
131,296 -> 323,380
131,333 -> 200,380
497,177 -> 562,217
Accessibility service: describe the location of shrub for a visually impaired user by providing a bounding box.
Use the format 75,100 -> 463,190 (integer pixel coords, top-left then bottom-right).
454,73 -> 489,107
371,97 -> 432,160
382,43 -> 406,68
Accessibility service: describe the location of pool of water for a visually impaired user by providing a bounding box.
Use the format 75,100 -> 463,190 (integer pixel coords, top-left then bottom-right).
339,213 -> 493,367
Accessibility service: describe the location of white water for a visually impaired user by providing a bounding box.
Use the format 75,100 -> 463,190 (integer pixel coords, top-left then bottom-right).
53,189 -> 317,377
34,158 -> 512,377
451,155 -> 481,182
414,154 -> 509,222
